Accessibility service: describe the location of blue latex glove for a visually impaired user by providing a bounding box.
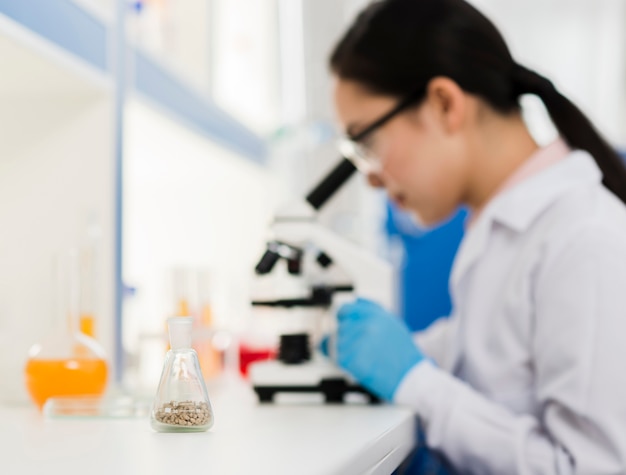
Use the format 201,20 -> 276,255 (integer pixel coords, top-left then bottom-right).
331,298 -> 425,401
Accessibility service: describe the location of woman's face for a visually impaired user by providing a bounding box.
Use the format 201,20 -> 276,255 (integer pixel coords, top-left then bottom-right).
333,78 -> 471,226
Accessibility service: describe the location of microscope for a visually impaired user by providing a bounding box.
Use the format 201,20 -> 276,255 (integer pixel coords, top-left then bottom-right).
249,158 -> 394,403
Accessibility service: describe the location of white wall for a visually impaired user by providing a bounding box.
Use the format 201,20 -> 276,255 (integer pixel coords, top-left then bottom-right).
275,0 -> 389,259
122,99 -> 286,389
471,0 -> 626,148
211,0 -> 281,135
298,0 -> 626,142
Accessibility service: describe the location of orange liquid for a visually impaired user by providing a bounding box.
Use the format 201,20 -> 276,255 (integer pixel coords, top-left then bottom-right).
177,299 -> 190,316
24,358 -> 108,409
201,304 -> 213,326
196,341 -> 222,380
196,304 -> 221,379
79,314 -> 95,337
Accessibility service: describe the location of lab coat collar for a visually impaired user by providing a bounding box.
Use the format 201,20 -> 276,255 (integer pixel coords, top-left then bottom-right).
451,151 -> 602,289
489,151 -> 602,231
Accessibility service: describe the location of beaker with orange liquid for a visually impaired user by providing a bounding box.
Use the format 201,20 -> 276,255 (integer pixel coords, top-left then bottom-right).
24,250 -> 108,410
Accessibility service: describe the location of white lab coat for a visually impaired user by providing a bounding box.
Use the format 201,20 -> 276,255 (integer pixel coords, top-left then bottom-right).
394,150 -> 626,474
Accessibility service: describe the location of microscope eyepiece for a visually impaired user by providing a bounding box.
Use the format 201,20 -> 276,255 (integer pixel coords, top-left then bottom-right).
255,249 -> 281,275
287,249 -> 303,275
306,158 -> 357,210
255,241 -> 304,275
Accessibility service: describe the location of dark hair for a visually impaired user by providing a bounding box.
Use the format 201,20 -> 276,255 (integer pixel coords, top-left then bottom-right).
330,0 -> 626,203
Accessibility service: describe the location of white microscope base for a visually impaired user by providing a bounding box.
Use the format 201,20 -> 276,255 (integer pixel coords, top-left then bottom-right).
248,357 -> 379,404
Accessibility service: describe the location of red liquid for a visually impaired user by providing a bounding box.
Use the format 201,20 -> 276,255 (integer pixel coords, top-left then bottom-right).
238,343 -> 276,377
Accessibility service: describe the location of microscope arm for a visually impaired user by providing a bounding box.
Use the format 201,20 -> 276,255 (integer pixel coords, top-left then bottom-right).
257,156 -> 394,310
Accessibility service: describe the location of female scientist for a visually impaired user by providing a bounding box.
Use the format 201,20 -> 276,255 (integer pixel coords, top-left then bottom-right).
328,0 -> 626,472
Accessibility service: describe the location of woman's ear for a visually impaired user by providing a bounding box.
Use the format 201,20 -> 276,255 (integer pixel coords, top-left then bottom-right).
425,77 -> 466,134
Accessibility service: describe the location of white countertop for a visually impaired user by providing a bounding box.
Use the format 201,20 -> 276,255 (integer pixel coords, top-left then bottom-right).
2,377 -> 416,475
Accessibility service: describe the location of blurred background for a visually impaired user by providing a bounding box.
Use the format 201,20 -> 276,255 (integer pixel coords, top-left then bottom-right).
0,0 -> 625,403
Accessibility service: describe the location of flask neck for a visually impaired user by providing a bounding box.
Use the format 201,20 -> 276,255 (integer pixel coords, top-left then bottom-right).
52,250 -> 81,336
168,316 -> 194,349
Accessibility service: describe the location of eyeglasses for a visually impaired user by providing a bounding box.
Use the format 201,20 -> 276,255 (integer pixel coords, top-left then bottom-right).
338,85 -> 426,173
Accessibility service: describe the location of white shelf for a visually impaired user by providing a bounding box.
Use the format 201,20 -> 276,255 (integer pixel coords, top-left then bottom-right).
131,48 -> 267,163
0,15 -> 110,97
0,12 -> 112,162
0,0 -> 267,164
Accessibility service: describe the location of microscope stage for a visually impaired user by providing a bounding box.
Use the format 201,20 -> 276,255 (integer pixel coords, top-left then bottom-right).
248,357 -> 379,404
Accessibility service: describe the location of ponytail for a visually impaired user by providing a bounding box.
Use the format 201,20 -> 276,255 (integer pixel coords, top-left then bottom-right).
512,64 -> 626,204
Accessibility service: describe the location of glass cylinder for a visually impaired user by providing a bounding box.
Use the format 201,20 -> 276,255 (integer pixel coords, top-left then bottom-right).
24,250 -> 108,410
78,246 -> 97,338
151,317 -> 214,432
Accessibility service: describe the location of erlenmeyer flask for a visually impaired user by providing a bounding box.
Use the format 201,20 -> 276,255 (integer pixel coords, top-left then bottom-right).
24,250 -> 108,410
151,317 -> 214,432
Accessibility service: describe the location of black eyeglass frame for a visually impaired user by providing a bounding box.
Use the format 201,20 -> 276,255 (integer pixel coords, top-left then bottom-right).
348,84 -> 428,143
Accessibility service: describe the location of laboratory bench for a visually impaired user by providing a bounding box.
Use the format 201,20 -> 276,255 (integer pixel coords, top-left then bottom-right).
1,376 -> 416,475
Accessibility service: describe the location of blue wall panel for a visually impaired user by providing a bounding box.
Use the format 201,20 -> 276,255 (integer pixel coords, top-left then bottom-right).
0,0 -> 108,72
